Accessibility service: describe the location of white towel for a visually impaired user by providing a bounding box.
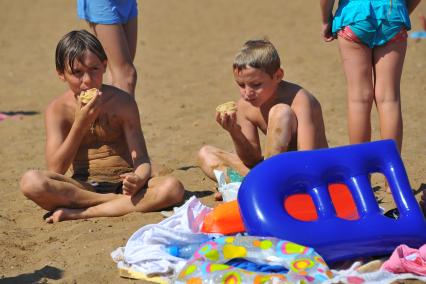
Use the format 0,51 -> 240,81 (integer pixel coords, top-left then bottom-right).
111,196 -> 215,277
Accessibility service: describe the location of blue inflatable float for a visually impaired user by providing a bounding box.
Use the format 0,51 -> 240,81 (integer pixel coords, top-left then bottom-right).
238,140 -> 426,263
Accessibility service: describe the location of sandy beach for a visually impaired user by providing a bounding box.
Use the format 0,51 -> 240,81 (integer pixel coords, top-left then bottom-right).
1,1 -> 425,283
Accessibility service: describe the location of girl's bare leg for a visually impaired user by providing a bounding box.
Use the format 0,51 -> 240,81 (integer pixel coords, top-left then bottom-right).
373,40 -> 407,153
90,20 -> 137,96
373,40 -> 407,193
338,37 -> 374,145
122,17 -> 138,61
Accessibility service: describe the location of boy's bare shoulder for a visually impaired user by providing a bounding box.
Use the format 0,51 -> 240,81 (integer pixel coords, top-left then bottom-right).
279,80 -> 303,99
288,87 -> 321,117
280,81 -> 318,107
45,90 -> 75,120
102,85 -> 139,115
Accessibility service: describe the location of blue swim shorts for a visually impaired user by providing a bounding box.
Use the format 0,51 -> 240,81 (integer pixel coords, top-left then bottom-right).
77,0 -> 138,25
345,19 -> 407,48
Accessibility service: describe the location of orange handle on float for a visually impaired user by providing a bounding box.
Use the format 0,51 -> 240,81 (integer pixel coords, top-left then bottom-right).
201,183 -> 358,234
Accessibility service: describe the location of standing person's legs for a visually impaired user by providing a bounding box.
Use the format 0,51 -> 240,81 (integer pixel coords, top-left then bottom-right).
90,21 -> 137,96
373,40 -> 407,152
122,17 -> 138,61
338,37 -> 374,145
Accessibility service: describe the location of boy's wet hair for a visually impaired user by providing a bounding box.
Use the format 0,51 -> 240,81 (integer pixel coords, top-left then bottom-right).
55,30 -> 107,73
233,39 -> 281,77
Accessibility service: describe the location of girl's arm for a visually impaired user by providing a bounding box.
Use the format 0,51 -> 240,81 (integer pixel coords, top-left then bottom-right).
320,0 -> 336,42
320,0 -> 336,24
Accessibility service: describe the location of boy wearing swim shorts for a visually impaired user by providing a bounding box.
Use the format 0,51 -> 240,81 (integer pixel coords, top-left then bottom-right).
198,39 -> 328,199
20,30 -> 184,223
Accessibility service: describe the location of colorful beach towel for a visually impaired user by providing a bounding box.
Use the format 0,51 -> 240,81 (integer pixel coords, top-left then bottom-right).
174,236 -> 333,283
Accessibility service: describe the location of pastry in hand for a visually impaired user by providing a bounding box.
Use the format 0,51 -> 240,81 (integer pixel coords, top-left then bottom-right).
79,88 -> 98,104
216,101 -> 237,116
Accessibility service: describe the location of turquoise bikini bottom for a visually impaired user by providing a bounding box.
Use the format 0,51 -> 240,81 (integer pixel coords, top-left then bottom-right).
344,19 -> 406,48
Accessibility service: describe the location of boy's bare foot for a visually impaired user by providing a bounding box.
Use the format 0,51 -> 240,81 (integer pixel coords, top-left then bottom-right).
44,208 -> 84,223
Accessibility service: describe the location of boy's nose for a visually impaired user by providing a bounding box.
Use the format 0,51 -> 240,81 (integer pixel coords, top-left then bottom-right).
82,72 -> 92,84
244,88 -> 255,97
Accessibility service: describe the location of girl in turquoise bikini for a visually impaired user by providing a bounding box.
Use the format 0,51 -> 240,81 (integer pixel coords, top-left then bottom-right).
320,0 -> 420,155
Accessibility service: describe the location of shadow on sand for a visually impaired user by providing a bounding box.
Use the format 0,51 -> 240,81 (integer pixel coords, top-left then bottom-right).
1,111 -> 39,116
0,265 -> 63,284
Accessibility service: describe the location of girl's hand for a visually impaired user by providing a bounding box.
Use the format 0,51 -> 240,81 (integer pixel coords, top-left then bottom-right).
120,173 -> 145,196
322,22 -> 334,42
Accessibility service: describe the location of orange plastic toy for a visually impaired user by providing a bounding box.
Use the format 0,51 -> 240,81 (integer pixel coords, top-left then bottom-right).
201,183 -> 358,234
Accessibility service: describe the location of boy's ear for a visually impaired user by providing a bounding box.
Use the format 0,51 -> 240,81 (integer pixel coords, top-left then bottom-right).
275,68 -> 284,81
57,70 -> 66,81
102,60 -> 107,74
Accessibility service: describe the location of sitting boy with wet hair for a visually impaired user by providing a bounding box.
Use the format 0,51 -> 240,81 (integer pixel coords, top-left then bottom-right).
198,39 -> 328,199
20,30 -> 184,222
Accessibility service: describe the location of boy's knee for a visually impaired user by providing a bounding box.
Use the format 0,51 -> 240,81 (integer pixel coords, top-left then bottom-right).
197,145 -> 215,163
350,88 -> 374,104
20,170 -> 48,199
122,64 -> 137,87
113,63 -> 137,93
127,64 -> 137,84
160,176 -> 184,203
269,104 -> 295,125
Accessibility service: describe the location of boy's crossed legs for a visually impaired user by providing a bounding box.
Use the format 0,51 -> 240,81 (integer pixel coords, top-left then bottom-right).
20,170 -> 184,223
